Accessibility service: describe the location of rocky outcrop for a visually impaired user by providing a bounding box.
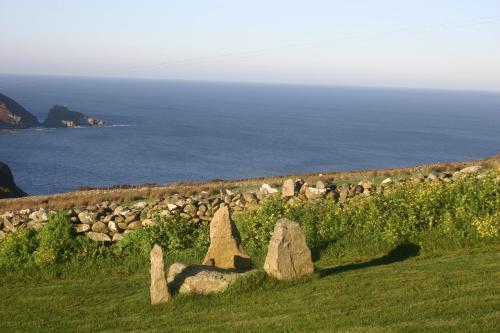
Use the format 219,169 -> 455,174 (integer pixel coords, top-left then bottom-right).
0,161 -> 27,199
0,93 -> 40,129
0,94 -> 108,130
202,206 -> 252,270
264,219 -> 314,280
150,244 -> 170,304
43,105 -> 106,128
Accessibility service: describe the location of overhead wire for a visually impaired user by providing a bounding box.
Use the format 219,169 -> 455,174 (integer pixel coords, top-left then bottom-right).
1,15 -> 499,90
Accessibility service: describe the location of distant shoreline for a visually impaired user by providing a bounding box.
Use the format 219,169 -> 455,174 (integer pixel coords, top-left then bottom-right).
1,154 -> 497,212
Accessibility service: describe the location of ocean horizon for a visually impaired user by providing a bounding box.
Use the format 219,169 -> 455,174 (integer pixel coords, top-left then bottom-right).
1,74 -> 499,195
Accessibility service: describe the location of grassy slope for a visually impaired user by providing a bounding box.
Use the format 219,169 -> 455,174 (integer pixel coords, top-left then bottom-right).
1,244 -> 499,333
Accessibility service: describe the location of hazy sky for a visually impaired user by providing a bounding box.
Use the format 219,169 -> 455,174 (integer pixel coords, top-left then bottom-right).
1,0 -> 500,90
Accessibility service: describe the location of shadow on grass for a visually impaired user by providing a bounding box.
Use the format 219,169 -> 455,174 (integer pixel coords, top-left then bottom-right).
318,242 -> 421,278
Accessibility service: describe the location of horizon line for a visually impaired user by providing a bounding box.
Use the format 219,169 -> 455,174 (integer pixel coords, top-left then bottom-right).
1,71 -> 500,94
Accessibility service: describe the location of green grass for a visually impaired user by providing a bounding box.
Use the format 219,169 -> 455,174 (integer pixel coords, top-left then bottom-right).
1,243 -> 499,333
0,170 -> 498,332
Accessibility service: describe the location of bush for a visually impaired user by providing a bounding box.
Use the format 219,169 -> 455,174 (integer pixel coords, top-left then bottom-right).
234,198 -> 284,250
113,214 -> 209,257
234,170 -> 500,253
472,211 -> 500,238
34,212 -> 78,267
0,229 -> 38,270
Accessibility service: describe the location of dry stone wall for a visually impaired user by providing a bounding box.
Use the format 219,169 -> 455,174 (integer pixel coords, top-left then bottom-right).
0,166 -> 483,242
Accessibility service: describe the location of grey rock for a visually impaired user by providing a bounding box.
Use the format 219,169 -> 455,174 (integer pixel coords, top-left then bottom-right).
127,220 -> 142,230
381,177 -> 393,185
78,212 -> 96,225
92,221 -> 108,233
169,265 -> 251,295
459,165 -> 482,174
167,262 -> 188,283
86,232 -> 111,242
112,233 -> 124,242
305,186 -> 326,200
264,218 -> 314,280
260,183 -> 278,194
316,180 -> 326,190
75,224 -> 91,233
125,213 -> 140,224
282,179 -> 299,197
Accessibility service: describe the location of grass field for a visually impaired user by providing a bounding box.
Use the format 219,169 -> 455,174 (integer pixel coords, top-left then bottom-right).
1,243 -> 499,333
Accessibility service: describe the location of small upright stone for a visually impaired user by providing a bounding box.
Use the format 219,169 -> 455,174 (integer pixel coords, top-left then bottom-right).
264,218 -> 313,280
202,206 -> 252,270
150,244 -> 170,305
282,179 -> 297,197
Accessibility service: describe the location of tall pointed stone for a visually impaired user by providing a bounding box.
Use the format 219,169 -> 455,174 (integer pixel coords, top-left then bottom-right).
202,206 -> 252,270
150,244 -> 170,305
264,219 -> 314,279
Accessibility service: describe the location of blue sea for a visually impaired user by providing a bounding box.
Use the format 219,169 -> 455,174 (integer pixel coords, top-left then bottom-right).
1,74 -> 499,195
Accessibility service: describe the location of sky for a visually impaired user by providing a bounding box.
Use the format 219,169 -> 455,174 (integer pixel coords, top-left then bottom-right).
1,0 -> 500,90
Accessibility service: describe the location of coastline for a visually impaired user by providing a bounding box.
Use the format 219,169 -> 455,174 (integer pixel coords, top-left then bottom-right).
1,154 -> 497,212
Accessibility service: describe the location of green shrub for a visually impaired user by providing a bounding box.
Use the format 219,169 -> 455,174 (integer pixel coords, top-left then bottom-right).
235,170 -> 499,253
113,214 -> 209,257
112,227 -> 154,257
234,198 -> 284,250
34,212 -> 78,267
472,211 -> 500,238
0,229 -> 38,270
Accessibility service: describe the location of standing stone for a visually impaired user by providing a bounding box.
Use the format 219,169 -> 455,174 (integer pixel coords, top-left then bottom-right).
282,179 -> 295,197
264,219 -> 314,280
338,185 -> 349,204
202,206 -> 252,270
282,179 -> 303,197
150,244 -> 170,305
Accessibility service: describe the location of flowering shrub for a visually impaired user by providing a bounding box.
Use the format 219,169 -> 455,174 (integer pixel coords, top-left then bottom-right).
472,212 -> 500,238
235,170 -> 499,250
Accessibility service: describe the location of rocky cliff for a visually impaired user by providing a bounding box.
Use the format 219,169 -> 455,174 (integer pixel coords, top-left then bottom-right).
0,162 -> 27,199
0,93 -> 40,129
43,105 -> 107,128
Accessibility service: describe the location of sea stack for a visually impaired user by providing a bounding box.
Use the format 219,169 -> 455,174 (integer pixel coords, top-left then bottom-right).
0,93 -> 40,129
43,105 -> 107,128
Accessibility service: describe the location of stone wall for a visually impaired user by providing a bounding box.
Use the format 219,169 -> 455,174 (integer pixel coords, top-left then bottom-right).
0,165 -> 483,242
